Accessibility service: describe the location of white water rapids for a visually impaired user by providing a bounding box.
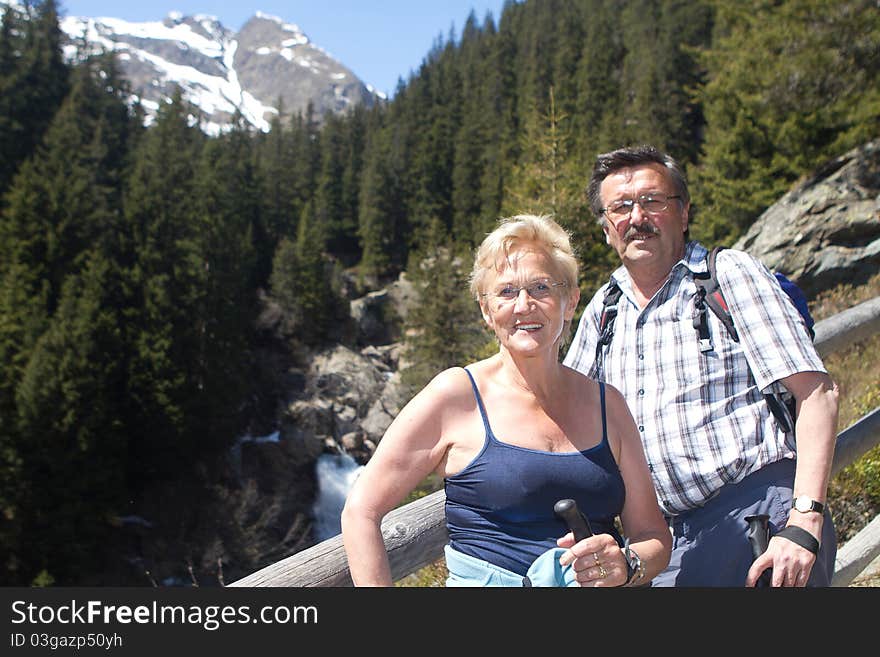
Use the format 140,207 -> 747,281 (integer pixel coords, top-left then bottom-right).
311,452 -> 364,541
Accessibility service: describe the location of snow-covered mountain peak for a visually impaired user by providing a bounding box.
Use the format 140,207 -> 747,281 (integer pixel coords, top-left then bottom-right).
43,6 -> 381,135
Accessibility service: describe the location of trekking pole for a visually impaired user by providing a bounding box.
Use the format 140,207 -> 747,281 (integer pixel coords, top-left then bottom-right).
745,514 -> 772,587
554,499 -> 593,541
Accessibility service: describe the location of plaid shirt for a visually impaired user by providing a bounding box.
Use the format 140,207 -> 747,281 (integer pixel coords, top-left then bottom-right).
563,241 -> 826,515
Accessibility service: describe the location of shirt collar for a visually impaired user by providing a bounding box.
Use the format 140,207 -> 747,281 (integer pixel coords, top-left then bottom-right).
679,240 -> 710,276
609,240 -> 709,290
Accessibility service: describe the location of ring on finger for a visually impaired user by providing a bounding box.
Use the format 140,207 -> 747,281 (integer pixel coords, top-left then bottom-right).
593,552 -> 601,565
597,564 -> 607,579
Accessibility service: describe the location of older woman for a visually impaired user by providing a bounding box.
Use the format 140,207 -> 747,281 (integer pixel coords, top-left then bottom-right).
341,214 -> 671,586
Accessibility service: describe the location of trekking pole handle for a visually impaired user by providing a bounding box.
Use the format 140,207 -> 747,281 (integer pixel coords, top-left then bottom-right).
745,514 -> 772,587
554,499 -> 594,542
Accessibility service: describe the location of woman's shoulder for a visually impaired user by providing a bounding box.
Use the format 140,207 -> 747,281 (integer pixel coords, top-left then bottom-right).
419,366 -> 479,405
561,364 -> 600,391
561,368 -> 629,410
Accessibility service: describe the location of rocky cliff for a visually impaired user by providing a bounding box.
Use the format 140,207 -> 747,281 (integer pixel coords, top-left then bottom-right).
733,138 -> 880,297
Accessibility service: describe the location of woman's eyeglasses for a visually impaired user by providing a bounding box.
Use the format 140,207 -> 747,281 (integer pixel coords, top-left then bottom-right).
482,279 -> 567,303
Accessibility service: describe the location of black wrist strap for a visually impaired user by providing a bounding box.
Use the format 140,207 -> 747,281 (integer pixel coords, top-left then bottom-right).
775,525 -> 819,555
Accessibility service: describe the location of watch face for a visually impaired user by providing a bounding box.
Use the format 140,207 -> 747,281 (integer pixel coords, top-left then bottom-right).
794,496 -> 820,512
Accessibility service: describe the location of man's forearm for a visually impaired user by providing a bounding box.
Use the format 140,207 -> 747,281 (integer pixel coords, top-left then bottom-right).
788,376 -> 839,532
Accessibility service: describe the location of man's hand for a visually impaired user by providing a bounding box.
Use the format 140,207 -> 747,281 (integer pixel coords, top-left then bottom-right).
745,516 -> 822,587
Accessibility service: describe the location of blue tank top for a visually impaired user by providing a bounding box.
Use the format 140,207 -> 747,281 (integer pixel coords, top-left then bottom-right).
445,368 -> 626,575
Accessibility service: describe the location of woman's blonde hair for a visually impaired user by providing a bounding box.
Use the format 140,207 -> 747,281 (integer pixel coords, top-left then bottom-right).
469,214 -> 579,338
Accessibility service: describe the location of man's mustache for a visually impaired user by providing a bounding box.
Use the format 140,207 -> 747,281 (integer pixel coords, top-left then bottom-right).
623,223 -> 659,241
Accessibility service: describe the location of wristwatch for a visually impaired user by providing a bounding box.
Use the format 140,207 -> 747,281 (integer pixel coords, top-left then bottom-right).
622,538 -> 646,586
792,495 -> 824,514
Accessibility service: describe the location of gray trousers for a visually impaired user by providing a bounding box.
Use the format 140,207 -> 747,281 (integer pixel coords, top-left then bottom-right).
652,458 -> 837,587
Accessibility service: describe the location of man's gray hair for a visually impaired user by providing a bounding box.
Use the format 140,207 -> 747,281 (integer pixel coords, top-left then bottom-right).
587,145 -> 690,225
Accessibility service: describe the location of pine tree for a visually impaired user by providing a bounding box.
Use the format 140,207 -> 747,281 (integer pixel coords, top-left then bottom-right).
122,88 -> 208,479
572,0 -> 626,161
503,87 -> 579,220
0,261 -> 43,582
691,0 -> 879,244
0,53 -> 132,306
297,201 -> 345,345
269,201 -> 346,347
0,0 -> 69,196
293,103 -> 321,218
501,83 -> 613,294
513,0 -> 557,119
655,0 -> 712,166
268,236 -> 299,334
338,104 -> 367,266
190,115 -> 262,442
400,219 -> 490,396
0,49 -> 133,583
476,8 -> 518,239
451,13 -> 491,246
315,112 -> 348,259
254,100 -> 302,252
12,253 -> 129,584
0,52 -> 132,442
548,0 -> 585,125
357,110 -> 407,280
0,3 -> 24,195
406,38 -> 459,241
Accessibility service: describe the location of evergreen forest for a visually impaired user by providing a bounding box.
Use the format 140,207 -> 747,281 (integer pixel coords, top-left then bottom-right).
1,0 -> 878,585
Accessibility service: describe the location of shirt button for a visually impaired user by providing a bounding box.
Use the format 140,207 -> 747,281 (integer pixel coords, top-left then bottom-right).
648,463 -> 654,472
638,425 -> 644,432
638,389 -> 644,395
639,354 -> 644,360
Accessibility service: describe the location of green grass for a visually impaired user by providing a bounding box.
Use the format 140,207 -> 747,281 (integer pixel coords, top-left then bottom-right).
815,272 -> 880,542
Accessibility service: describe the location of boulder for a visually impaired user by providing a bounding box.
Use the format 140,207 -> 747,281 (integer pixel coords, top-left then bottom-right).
348,272 -> 416,346
361,371 -> 405,443
733,139 -> 880,297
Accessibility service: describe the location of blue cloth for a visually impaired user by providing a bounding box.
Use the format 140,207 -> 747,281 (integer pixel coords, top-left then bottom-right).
444,369 -> 625,575
526,548 -> 579,587
652,458 -> 837,587
445,545 -> 578,587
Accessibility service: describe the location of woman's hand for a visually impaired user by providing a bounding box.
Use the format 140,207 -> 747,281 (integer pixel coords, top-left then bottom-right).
557,532 -> 628,587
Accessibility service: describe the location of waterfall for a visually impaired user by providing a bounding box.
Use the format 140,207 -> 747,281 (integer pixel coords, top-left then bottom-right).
312,452 -> 364,541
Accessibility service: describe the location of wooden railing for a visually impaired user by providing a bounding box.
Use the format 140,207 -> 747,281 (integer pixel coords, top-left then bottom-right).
231,296 -> 880,587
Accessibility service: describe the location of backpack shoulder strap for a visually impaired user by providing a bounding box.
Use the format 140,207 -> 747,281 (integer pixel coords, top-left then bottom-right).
693,246 -> 739,347
696,247 -> 795,434
597,280 -> 623,347
592,279 -> 623,378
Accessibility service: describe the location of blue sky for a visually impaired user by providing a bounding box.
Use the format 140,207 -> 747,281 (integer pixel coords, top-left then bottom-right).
59,1 -> 510,98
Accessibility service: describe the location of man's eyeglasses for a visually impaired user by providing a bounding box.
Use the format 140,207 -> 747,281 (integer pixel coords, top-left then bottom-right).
482,278 -> 567,303
602,193 -> 682,220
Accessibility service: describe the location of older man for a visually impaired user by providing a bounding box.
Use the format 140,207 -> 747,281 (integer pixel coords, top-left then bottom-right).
564,145 -> 839,586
